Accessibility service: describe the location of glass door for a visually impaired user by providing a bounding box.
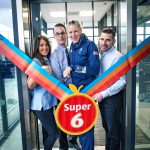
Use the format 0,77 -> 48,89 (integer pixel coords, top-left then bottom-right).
135,1 -> 150,149
0,0 -> 23,149
28,1 -> 117,149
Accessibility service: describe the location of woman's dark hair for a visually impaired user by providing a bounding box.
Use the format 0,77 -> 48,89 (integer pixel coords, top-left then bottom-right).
32,35 -> 51,65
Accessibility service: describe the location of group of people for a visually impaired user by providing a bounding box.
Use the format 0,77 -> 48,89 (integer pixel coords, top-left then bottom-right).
27,20 -> 126,150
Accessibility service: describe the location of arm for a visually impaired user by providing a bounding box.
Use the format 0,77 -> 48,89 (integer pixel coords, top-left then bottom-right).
50,51 -> 64,82
27,76 -> 37,90
63,66 -> 72,78
92,74 -> 126,102
86,42 -> 100,76
27,58 -> 52,89
101,75 -> 126,99
27,65 -> 52,90
93,50 -> 126,102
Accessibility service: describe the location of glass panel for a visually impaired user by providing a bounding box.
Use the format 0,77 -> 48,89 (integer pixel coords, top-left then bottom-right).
67,2 -> 92,26
23,2 -> 31,56
94,21 -> 98,27
114,3 -> 117,26
119,2 -> 127,54
95,1 -> 117,47
94,1 -> 114,24
137,35 -> 144,44
145,26 -> 150,34
94,36 -> 99,46
107,9 -> 112,26
41,3 -> 66,29
0,0 -> 23,149
94,28 -> 98,36
145,34 -> 150,38
137,27 -> 144,34
83,28 -> 93,36
136,2 -> 150,150
40,3 -> 66,50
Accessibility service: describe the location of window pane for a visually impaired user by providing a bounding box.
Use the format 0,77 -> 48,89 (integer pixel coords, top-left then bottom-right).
41,3 -> 66,28
136,3 -> 150,150
83,28 -> 93,36
137,27 -> 144,34
145,27 -> 150,34
0,0 -> 23,149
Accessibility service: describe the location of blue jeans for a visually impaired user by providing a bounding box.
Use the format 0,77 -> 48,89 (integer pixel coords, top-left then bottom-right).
33,108 -> 59,150
79,127 -> 94,150
99,91 -> 123,150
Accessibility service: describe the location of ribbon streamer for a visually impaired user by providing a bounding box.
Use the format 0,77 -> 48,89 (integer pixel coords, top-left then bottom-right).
81,36 -> 150,96
1,34 -> 150,99
0,34 -> 72,100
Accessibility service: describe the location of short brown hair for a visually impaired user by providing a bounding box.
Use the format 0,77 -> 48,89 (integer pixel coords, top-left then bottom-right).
54,23 -> 66,32
102,28 -> 116,38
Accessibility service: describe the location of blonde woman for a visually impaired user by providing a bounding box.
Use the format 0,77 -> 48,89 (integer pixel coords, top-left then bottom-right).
64,20 -> 100,150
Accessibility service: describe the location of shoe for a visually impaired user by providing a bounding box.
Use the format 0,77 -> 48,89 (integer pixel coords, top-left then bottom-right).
68,141 -> 82,150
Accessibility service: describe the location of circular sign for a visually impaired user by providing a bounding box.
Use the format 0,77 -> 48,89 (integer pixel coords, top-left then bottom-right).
55,93 -> 98,135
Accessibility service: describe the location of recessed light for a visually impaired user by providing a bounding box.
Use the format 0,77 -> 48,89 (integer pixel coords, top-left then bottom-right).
80,10 -> 95,16
23,12 -> 28,18
146,20 -> 150,23
50,11 -> 65,17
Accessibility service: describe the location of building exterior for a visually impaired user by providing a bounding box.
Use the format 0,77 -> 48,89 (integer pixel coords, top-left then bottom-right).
0,0 -> 150,150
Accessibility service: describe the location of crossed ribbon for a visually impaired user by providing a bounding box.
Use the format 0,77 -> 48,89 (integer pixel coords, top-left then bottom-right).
0,34 -> 150,100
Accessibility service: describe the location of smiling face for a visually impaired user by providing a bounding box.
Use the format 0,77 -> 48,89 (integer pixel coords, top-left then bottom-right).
38,39 -> 49,57
99,32 -> 116,52
33,35 -> 51,59
67,21 -> 82,44
54,26 -> 67,45
99,28 -> 116,52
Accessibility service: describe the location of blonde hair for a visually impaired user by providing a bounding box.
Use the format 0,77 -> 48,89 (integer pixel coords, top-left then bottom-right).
67,20 -> 83,30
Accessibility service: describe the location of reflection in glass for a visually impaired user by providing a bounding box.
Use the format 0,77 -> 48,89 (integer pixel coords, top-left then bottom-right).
0,0 -> 22,149
135,3 -> 150,150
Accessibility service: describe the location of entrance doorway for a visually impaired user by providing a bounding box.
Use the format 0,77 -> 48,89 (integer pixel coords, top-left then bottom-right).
22,1 -> 117,149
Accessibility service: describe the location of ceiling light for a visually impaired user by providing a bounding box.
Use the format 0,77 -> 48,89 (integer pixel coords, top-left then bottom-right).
79,10 -> 95,16
23,12 -> 28,18
146,20 -> 150,24
50,11 -> 65,17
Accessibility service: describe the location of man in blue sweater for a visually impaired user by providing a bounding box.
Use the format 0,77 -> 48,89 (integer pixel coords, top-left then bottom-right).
50,23 -> 81,150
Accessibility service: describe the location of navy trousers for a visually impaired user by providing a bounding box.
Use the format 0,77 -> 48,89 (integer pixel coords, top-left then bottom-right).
79,127 -> 94,150
99,91 -> 123,150
33,108 -> 59,150
56,99 -> 78,150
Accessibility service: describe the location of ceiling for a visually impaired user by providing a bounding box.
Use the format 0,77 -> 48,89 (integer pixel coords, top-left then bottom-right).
40,1 -> 116,28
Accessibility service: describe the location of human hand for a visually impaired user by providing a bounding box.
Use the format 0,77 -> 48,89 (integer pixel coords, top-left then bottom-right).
42,65 -> 52,74
92,93 -> 103,102
63,67 -> 72,78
